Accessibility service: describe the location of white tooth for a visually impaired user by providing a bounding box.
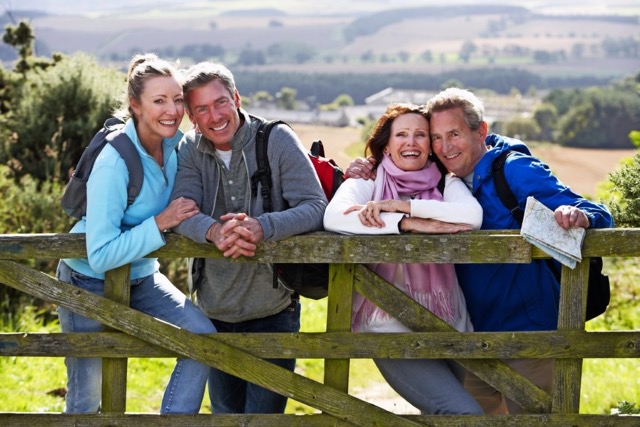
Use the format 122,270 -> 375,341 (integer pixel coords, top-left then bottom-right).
213,122 -> 228,131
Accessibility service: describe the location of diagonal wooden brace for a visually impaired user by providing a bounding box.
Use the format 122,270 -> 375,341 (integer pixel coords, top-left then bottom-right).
0,260 -> 427,427
354,264 -> 552,413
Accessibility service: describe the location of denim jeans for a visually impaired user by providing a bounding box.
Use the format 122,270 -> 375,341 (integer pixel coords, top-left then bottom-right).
56,260 -> 216,414
374,358 -> 483,415
208,298 -> 300,413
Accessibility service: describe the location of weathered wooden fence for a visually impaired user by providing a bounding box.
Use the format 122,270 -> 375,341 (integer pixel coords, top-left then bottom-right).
0,229 -> 639,426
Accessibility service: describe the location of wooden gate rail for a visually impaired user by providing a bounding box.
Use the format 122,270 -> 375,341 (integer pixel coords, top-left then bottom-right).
1,330 -> 638,359
0,229 -> 639,426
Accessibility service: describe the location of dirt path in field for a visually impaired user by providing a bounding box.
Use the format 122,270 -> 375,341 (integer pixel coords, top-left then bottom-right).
294,123 -> 635,197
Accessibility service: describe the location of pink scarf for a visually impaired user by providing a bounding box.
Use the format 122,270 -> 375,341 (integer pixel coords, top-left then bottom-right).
352,155 -> 460,330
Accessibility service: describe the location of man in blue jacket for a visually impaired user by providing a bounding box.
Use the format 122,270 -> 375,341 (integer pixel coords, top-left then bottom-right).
424,87 -> 613,414
346,87 -> 613,414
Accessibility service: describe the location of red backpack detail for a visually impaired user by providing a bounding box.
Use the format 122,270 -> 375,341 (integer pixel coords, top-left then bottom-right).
309,140 -> 345,201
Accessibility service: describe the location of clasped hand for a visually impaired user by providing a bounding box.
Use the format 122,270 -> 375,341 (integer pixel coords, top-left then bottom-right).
206,213 -> 264,258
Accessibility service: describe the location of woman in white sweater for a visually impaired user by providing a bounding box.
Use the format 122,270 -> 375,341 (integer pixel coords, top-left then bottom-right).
323,103 -> 483,415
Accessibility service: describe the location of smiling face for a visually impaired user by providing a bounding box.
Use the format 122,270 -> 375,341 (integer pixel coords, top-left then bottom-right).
130,75 -> 184,145
429,107 -> 488,177
383,112 -> 430,171
185,79 -> 242,151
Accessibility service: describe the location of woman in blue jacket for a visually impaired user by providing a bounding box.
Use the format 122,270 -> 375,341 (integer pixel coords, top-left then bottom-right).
56,53 -> 216,414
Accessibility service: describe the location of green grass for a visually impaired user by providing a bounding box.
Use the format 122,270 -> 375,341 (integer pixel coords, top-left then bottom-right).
1,257 -> 638,414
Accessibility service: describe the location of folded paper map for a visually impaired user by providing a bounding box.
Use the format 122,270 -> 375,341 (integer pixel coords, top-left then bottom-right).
520,196 -> 585,268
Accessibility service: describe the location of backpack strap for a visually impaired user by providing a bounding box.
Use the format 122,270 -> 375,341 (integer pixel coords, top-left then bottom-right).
310,140 -> 325,158
492,150 -> 524,223
249,116 -> 290,290
493,149 -> 560,276
107,128 -> 143,208
250,117 -> 288,213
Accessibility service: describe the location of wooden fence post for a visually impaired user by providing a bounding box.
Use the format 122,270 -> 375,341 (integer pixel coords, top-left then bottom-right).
324,264 -> 354,392
552,259 -> 590,413
101,265 -> 130,413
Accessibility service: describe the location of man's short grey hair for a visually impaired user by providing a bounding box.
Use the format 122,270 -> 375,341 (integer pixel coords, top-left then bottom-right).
426,87 -> 485,131
181,62 -> 237,109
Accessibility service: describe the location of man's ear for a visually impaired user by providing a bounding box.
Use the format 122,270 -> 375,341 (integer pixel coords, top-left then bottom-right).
478,121 -> 489,139
234,89 -> 242,108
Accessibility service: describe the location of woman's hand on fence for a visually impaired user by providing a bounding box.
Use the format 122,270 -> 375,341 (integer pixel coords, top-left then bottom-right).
345,200 -> 409,228
399,217 -> 473,234
155,197 -> 199,231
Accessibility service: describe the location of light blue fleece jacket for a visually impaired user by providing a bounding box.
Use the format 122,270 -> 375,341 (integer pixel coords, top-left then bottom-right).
64,119 -> 182,279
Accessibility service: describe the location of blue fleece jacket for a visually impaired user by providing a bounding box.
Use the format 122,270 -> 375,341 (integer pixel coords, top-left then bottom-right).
64,119 -> 182,279
455,134 -> 614,332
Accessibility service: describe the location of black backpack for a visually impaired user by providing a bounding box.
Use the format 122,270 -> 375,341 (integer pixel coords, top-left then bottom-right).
492,150 -> 610,321
61,117 -> 142,219
251,117 -> 344,300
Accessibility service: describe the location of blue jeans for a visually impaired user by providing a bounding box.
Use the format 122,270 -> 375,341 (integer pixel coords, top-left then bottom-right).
56,261 -> 216,414
374,358 -> 483,415
208,299 -> 300,413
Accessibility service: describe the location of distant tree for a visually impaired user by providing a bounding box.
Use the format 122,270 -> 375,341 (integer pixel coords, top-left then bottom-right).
253,90 -> 273,103
177,43 -> 225,62
266,42 -> 315,64
3,20 -> 61,76
420,50 -> 433,63
533,102 -> 558,142
3,20 -> 34,75
571,42 -> 585,60
293,50 -> 313,64
441,79 -> 464,89
459,40 -> 477,63
555,87 -> 640,148
544,88 -> 584,116
502,116 -> 541,140
525,86 -> 537,97
533,50 -> 554,64
266,43 -> 284,58
209,21 -> 217,30
398,51 -> 410,63
0,54 -> 123,183
601,36 -> 623,57
236,48 -> 265,66
269,20 -> 283,28
629,130 -> 640,148
321,93 -> 355,110
333,94 -> 354,107
276,87 -> 297,110
360,50 -> 375,63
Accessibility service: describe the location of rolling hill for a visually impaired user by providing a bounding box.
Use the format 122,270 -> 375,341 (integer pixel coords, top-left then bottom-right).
11,1 -> 639,80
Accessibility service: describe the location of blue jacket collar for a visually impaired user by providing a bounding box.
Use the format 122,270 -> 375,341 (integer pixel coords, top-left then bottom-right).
473,133 -> 532,192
